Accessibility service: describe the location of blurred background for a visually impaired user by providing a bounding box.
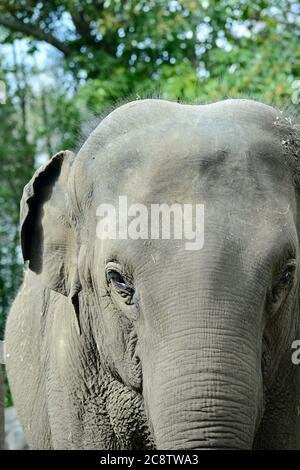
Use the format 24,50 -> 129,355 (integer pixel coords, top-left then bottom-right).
0,0 -> 299,413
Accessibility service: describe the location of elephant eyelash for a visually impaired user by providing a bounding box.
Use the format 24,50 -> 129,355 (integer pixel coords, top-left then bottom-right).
272,248 -> 296,279
275,258 -> 297,281
107,271 -> 133,288
105,263 -> 135,300
105,259 -> 134,280
270,259 -> 297,306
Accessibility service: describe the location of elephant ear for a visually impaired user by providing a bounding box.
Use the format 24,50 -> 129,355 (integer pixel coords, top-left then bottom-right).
20,150 -> 79,297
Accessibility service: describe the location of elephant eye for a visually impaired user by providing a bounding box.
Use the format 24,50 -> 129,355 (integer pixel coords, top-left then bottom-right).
279,270 -> 293,285
106,269 -> 134,296
271,259 -> 297,303
278,260 -> 296,286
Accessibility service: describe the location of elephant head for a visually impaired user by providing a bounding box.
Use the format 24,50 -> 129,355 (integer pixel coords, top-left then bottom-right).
10,99 -> 300,449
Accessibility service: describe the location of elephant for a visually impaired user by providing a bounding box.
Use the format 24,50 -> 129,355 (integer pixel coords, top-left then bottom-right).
4,98 -> 300,450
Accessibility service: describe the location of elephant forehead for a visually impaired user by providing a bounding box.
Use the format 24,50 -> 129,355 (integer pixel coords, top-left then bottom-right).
75,98 -> 298,206
79,97 -> 281,159
92,97 -> 280,136
88,127 -> 290,203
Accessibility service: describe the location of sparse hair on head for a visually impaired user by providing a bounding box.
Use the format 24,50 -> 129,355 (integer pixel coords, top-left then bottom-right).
74,92 -> 300,168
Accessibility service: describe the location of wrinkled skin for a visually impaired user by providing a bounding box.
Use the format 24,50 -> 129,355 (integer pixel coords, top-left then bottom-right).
5,99 -> 300,449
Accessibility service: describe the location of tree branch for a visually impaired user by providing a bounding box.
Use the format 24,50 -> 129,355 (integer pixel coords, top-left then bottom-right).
0,15 -> 72,56
70,12 -> 94,44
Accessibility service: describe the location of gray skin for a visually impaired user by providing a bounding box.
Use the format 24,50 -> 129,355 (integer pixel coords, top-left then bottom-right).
4,98 -> 300,449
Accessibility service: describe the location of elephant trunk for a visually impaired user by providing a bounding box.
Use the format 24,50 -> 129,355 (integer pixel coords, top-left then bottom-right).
142,303 -> 263,450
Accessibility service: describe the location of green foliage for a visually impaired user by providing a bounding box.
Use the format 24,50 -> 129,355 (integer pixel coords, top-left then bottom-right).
0,0 -> 299,406
1,0 -> 299,107
4,369 -> 12,408
0,72 -> 34,340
